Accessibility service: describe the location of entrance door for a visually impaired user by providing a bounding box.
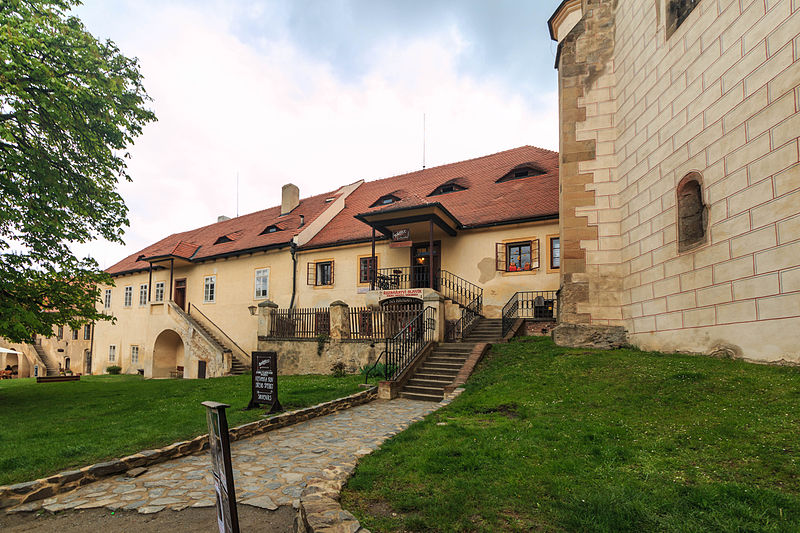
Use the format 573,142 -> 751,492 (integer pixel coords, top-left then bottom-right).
173,279 -> 187,310
198,360 -> 207,379
85,350 -> 92,375
411,242 -> 441,289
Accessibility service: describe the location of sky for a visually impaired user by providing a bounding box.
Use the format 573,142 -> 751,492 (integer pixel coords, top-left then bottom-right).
71,0 -> 565,268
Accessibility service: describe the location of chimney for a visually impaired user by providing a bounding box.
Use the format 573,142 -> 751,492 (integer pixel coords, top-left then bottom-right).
281,183 -> 300,215
217,215 -> 230,223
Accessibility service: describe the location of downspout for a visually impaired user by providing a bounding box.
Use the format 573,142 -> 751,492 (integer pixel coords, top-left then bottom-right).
289,241 -> 298,309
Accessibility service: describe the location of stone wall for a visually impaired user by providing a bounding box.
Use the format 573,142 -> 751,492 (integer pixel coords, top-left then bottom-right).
257,337 -> 384,375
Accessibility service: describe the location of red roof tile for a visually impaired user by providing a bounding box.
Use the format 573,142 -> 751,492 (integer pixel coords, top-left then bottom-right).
106,189 -> 343,275
305,146 -> 558,249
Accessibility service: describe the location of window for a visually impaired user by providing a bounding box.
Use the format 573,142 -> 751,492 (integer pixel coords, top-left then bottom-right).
204,276 -> 216,303
130,345 -> 139,365
370,194 -> 400,208
72,329 -> 78,340
57,326 -> 63,339
677,173 -> 708,252
359,256 -> 377,284
104,289 -> 112,309
496,164 -> 546,183
108,345 -> 116,362
496,240 -> 540,272
154,281 -> 165,302
667,0 -> 701,38
214,235 -> 233,244
139,284 -> 148,306
307,261 -> 334,286
260,225 -> 281,235
123,286 -> 132,307
84,325 -> 91,340
429,181 -> 467,196
254,268 -> 269,299
550,237 -> 561,269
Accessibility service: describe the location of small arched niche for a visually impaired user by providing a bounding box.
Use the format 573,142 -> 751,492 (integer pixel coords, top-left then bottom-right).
677,172 -> 708,253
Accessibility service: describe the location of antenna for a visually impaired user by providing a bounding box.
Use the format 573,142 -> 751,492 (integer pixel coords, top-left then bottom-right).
422,113 -> 426,169
236,171 -> 239,217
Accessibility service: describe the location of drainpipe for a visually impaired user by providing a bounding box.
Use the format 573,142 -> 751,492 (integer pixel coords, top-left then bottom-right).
289,241 -> 298,309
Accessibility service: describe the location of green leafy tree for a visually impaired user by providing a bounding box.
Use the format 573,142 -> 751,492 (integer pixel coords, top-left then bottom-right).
0,0 -> 156,342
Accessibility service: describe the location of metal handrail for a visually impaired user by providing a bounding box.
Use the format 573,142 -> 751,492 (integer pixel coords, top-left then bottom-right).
384,306 -> 436,381
447,294 -> 482,342
363,350 -> 392,383
188,303 -> 251,365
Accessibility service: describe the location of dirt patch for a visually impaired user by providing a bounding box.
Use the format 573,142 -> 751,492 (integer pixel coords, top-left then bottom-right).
0,505 -> 295,532
477,403 -> 519,418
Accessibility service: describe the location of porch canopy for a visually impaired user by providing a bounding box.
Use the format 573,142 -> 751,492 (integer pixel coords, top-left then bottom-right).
141,240 -> 200,302
0,347 -> 21,354
354,196 -> 462,289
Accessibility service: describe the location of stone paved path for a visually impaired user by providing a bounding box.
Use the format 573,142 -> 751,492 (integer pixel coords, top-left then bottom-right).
12,399 -> 441,515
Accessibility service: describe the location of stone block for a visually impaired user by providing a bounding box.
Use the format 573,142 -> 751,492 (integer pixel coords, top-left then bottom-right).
683,307 -> 716,327
751,188 -> 800,229
717,300 -> 758,324
755,241 -> 800,274
714,256 -> 755,283
552,324 -> 627,350
781,267 -> 800,293
758,293 -> 800,320
730,225 -> 778,257
733,273 -> 780,300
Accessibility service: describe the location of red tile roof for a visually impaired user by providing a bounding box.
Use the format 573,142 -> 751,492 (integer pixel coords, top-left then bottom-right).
305,146 -> 558,249
106,190 -> 343,275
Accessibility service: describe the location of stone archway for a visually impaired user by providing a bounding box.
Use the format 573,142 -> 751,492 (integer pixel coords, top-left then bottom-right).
152,329 -> 185,378
4,353 -> 19,376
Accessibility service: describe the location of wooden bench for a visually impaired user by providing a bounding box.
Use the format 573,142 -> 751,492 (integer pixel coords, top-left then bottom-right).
37,375 -> 80,383
169,366 -> 184,379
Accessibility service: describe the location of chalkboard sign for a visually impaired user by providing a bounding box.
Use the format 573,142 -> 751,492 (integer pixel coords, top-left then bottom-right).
201,401 -> 239,533
247,351 -> 282,412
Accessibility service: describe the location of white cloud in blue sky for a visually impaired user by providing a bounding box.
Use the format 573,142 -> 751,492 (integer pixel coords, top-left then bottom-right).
71,0 -> 565,267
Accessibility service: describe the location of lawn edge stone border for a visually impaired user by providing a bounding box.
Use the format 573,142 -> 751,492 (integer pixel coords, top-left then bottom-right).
0,386 -> 378,510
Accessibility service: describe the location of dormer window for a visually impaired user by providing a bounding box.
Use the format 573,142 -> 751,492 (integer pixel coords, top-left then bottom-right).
429,182 -> 467,196
260,225 -> 281,235
214,235 -> 233,245
371,194 -> 400,208
496,164 -> 546,183
136,254 -> 145,262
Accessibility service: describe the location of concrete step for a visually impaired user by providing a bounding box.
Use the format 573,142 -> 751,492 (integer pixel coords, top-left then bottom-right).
407,377 -> 451,388
403,384 -> 446,395
427,357 -> 467,364
399,391 -> 443,402
422,361 -> 463,370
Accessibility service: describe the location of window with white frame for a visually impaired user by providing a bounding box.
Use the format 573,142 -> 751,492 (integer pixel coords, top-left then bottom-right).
123,286 -> 132,307
108,345 -> 116,362
130,345 -> 139,364
254,268 -> 269,299
154,281 -> 165,302
139,284 -> 148,306
204,275 -> 216,303
104,289 -> 112,309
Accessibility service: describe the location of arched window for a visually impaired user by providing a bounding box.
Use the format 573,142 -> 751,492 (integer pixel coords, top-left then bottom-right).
677,173 -> 707,252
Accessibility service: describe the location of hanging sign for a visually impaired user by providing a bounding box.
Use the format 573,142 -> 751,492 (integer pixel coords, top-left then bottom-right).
247,351 -> 282,412
202,401 -> 240,533
392,228 -> 410,241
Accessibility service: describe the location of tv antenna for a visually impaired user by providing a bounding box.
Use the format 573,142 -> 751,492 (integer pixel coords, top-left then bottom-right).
236,171 -> 239,217
422,113 -> 427,169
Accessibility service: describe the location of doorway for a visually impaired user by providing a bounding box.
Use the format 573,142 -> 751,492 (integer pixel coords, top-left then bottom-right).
85,350 -> 92,375
411,242 -> 440,289
198,360 -> 207,379
173,279 -> 187,310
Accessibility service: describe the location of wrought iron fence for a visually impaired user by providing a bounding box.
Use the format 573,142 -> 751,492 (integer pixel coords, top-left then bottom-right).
270,307 -> 331,339
502,291 -> 558,337
371,265 -> 438,291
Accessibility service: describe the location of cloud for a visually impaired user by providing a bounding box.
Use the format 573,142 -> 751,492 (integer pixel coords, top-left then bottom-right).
71,1 -> 559,269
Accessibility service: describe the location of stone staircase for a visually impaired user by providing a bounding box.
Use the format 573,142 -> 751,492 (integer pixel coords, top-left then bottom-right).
398,317 -> 505,402
33,343 -> 59,376
190,317 -> 249,375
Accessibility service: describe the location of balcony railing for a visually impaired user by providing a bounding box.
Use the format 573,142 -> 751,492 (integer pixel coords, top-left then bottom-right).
501,291 -> 558,337
370,266 -> 483,316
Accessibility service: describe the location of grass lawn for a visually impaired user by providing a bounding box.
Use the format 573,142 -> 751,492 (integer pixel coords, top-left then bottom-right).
341,337 -> 800,532
0,373 -> 371,486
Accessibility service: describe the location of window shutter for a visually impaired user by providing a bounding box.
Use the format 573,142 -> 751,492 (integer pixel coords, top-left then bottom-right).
307,262 -> 316,286
495,243 -> 507,271
330,261 -> 335,285
531,239 -> 540,269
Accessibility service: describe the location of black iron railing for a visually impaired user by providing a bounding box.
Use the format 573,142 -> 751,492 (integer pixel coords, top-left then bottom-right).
270,307 -> 331,339
371,267 -> 483,316
446,295 -> 482,342
501,291 -> 558,337
376,306 -> 435,381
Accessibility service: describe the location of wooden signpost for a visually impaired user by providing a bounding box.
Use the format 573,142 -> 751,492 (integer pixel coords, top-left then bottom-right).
201,401 -> 239,533
247,351 -> 282,412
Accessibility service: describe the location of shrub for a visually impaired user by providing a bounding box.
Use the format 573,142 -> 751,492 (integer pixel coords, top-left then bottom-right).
331,361 -> 347,378
360,362 -> 396,380
106,365 -> 121,375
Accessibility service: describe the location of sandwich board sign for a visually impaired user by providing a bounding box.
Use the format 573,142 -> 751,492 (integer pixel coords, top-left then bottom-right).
202,401 -> 239,533
247,351 -> 282,412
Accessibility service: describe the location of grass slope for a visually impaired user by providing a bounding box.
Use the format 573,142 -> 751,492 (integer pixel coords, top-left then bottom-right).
0,373 -> 368,486
342,337 -> 800,532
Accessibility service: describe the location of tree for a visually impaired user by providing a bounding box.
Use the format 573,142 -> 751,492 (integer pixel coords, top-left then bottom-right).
0,0 -> 156,342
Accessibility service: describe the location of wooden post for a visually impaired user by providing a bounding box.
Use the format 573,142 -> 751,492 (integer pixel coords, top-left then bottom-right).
169,258 -> 174,301
147,263 -> 153,302
371,227 -> 376,290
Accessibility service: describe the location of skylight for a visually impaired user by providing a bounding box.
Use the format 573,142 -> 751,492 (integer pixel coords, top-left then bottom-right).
429,182 -> 467,196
